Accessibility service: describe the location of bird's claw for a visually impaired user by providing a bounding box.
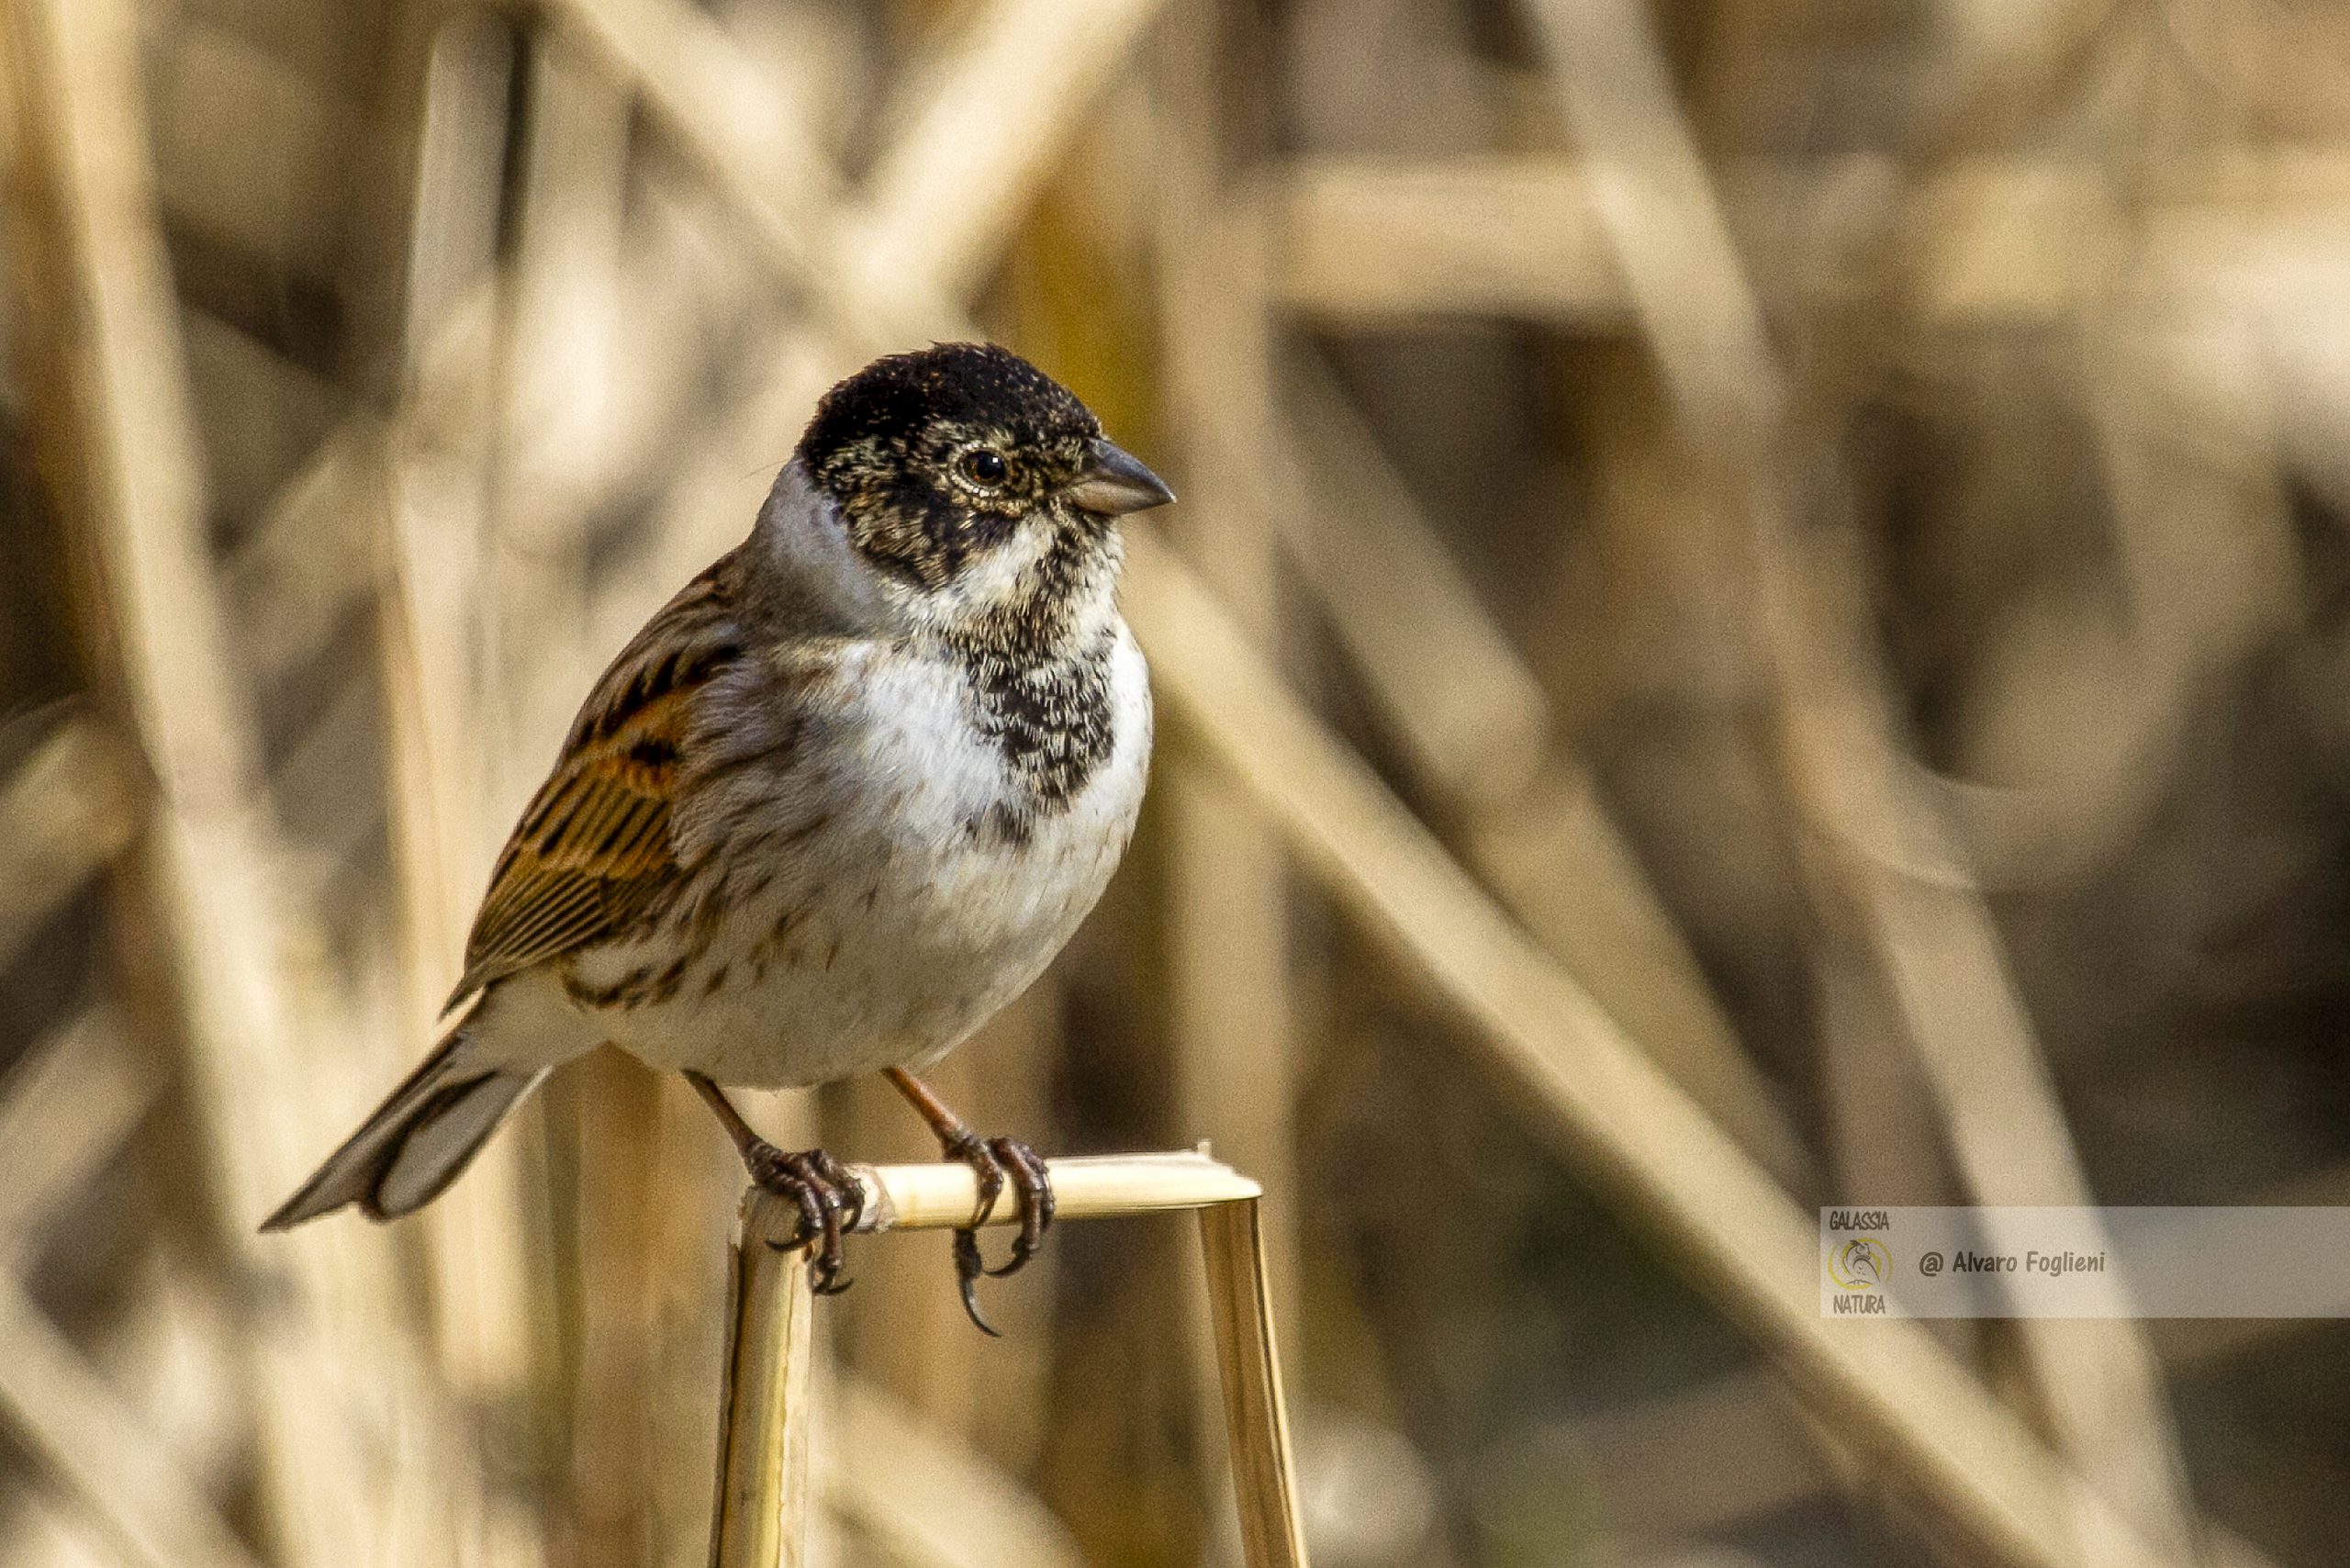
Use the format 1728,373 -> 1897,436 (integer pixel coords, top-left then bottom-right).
951,1227 -> 1000,1336
745,1141 -> 863,1295
938,1131 -> 1055,1333
980,1137 -> 1054,1278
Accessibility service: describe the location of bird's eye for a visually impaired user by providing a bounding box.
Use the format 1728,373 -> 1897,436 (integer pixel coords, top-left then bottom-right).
958,448 -> 1009,487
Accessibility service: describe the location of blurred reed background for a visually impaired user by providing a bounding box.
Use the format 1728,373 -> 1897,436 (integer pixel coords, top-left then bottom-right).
4,0 -> 2350,1565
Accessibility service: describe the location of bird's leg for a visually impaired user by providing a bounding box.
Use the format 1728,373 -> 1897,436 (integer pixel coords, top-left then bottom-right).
687,1071 -> 862,1295
882,1067 -> 1056,1336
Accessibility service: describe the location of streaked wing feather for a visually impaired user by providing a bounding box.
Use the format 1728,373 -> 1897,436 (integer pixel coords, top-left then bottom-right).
445,563 -> 744,1005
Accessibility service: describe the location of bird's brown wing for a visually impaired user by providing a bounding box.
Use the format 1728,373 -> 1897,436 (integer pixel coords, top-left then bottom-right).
444,561 -> 745,1008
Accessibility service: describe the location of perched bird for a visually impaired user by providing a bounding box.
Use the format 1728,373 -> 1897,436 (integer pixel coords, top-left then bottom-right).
264,342 -> 1171,1329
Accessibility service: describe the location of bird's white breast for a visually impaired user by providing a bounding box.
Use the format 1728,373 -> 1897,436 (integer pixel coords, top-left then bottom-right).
570,626 -> 1151,1088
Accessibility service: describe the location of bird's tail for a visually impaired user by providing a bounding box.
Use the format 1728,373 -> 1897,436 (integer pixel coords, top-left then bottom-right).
261,1018 -> 550,1232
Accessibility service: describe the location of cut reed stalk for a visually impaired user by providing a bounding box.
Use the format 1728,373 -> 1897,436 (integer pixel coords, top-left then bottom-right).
705,1153 -> 1296,1568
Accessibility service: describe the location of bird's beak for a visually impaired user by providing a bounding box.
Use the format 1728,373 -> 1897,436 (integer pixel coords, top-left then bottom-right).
1065,438 -> 1175,516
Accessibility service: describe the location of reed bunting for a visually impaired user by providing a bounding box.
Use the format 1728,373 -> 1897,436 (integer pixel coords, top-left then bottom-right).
265,342 -> 1171,1330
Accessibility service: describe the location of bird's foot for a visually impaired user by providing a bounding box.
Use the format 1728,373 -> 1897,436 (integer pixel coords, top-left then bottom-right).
937,1131 -> 1056,1336
743,1140 -> 864,1295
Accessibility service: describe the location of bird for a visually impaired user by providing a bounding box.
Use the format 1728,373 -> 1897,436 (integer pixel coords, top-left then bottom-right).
263,342 -> 1171,1331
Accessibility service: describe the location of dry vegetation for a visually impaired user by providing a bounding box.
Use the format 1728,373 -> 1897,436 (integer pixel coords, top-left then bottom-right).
3,0 -> 2350,1565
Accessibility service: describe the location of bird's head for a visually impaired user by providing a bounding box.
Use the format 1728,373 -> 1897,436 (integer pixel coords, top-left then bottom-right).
793,342 -> 1170,640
